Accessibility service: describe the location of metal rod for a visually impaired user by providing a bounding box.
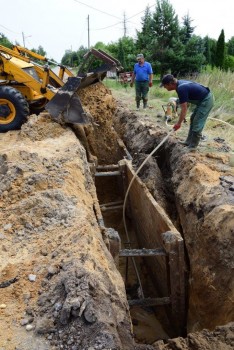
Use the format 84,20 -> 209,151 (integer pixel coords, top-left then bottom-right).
101,205 -> 123,212
96,164 -> 119,171
100,200 -> 123,207
95,171 -> 121,177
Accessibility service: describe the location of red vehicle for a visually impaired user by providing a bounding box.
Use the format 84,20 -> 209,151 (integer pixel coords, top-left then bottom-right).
119,72 -> 133,84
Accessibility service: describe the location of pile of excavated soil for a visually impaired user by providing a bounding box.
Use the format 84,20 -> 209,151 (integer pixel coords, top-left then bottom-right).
78,82 -> 123,164
0,112 -> 139,350
153,322 -> 234,349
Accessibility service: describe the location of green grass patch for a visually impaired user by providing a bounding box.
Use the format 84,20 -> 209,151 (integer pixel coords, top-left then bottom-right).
103,71 -> 234,151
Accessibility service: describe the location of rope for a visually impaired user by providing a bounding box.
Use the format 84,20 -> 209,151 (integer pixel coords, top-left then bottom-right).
208,117 -> 234,129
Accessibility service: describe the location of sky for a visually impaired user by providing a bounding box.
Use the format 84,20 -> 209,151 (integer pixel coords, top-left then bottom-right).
0,0 -> 233,62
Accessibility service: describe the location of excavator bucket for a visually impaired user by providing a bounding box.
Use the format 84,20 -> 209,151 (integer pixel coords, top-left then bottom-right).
45,77 -> 89,124
45,49 -> 123,124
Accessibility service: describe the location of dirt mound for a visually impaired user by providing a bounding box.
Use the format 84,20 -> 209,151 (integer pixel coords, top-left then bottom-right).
78,82 -> 123,164
0,112 -> 135,349
153,322 -> 234,349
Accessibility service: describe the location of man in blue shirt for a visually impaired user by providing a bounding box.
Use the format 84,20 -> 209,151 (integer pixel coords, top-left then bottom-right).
130,54 -> 153,110
160,74 -> 214,151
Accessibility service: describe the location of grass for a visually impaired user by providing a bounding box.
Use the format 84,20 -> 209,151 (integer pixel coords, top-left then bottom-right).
104,71 -> 234,151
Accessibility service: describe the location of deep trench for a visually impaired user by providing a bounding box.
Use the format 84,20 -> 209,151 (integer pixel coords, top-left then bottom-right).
90,131 -> 189,344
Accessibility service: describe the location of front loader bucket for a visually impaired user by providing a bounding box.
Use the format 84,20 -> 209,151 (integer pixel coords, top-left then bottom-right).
45,76 -> 89,124
45,49 -> 122,126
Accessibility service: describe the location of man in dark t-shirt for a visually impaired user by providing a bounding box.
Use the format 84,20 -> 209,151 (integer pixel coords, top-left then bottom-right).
160,74 -> 214,151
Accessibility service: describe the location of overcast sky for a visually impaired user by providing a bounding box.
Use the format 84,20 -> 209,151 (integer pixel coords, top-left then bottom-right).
0,0 -> 233,62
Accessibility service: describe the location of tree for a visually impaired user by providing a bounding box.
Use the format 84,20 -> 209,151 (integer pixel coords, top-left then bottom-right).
203,36 -> 217,68
224,55 -> 234,71
61,49 -> 73,66
183,35 -> 206,74
31,45 -> 47,62
152,0 -> 180,50
151,0 -> 180,75
180,13 -> 195,44
0,33 -> 13,48
107,37 -> 136,71
117,39 -> 126,70
203,36 -> 211,65
215,29 -> 225,69
61,46 -> 88,67
136,6 -> 153,56
227,36 -> 234,56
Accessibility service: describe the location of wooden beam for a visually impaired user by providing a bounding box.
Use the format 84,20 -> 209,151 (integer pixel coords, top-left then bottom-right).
128,297 -> 171,307
120,248 -> 166,257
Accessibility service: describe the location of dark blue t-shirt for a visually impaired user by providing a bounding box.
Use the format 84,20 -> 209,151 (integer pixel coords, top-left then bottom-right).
176,80 -> 210,104
134,62 -> 153,82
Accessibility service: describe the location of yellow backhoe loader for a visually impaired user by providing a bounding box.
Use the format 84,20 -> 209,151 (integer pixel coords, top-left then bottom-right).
0,45 -> 122,132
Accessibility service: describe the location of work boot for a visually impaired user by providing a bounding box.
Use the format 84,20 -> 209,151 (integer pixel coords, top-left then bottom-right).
179,128 -> 193,146
187,132 -> 201,151
179,140 -> 190,146
143,99 -> 148,109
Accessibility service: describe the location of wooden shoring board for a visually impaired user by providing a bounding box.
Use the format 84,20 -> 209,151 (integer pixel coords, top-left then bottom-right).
120,160 -> 186,335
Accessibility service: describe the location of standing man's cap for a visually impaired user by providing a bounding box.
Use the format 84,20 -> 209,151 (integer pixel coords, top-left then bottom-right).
136,53 -> 144,59
160,74 -> 174,87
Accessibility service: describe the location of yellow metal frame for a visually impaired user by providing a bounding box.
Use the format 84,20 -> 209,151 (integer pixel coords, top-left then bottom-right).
0,45 -> 75,104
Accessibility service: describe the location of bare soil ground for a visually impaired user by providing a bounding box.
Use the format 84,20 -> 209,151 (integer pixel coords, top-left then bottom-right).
0,82 -> 233,349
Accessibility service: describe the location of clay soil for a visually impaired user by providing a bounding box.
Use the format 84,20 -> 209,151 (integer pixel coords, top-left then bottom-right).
0,82 -> 234,350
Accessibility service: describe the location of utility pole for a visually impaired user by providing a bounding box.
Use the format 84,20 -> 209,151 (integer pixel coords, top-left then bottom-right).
123,12 -> 127,37
70,45 -> 73,67
22,32 -> 25,47
87,15 -> 90,49
22,32 -> 31,48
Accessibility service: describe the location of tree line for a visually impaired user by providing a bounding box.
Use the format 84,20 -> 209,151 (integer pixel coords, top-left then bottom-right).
61,0 -> 234,77
1,0 -> 234,77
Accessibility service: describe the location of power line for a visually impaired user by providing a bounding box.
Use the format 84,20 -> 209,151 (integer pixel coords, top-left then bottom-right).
126,3 -> 156,21
73,0 -> 156,30
91,20 -> 123,31
73,0 -> 122,20
0,24 -> 20,34
89,3 -> 156,32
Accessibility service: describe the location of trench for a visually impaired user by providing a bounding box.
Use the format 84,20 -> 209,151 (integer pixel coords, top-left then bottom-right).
85,127 -> 188,345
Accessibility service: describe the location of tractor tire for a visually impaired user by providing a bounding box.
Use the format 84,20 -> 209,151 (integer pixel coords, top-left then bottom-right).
29,98 -> 47,115
0,86 -> 29,132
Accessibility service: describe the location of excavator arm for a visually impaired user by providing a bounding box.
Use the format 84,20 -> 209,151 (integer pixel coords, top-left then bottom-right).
13,45 -> 74,82
0,44 -> 122,130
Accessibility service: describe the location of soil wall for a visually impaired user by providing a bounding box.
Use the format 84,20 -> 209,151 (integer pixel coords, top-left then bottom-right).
114,104 -> 234,333
0,114 -> 136,350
